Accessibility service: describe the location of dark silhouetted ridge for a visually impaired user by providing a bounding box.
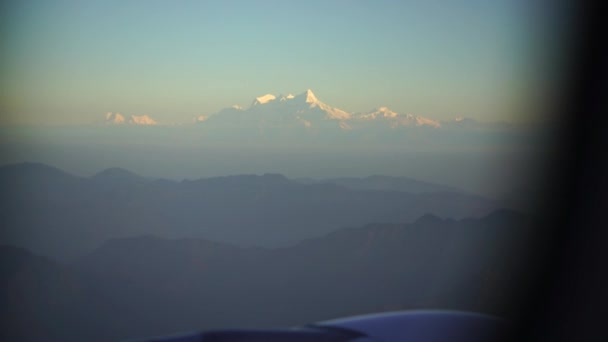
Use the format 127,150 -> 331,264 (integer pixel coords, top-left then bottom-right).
415,213 -> 444,225
0,162 -> 80,182
92,167 -> 146,182
0,162 -> 502,260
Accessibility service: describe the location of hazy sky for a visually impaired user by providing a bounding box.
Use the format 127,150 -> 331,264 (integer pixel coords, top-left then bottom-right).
1,0 -> 561,125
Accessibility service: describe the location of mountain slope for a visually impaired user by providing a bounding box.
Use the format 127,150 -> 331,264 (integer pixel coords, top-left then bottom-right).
297,175 -> 464,194
52,211 -> 539,339
1,210 -> 535,340
0,163 -> 500,260
105,112 -> 158,125
0,245 -> 120,342
199,89 -> 438,133
352,106 -> 441,128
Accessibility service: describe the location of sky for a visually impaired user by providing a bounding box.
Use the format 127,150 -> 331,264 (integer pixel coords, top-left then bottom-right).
0,0 -> 563,125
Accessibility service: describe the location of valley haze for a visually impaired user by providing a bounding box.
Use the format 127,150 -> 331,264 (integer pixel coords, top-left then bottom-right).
0,162 -> 503,261
0,1 -> 563,340
0,89 -> 550,200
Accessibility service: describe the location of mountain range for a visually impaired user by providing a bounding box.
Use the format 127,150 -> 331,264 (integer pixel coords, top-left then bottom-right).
0,209 -> 536,341
0,162 -> 500,260
105,112 -> 158,125
104,89 -> 476,129
295,175 -> 463,193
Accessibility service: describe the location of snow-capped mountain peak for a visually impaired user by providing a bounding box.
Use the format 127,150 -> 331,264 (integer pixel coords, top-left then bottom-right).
352,107 -> 440,128
104,112 -> 158,125
303,89 -> 318,104
198,89 -> 447,131
359,107 -> 399,119
130,115 -> 157,125
414,116 -> 441,128
279,94 -> 295,101
291,89 -> 350,120
244,89 -> 350,120
291,89 -> 319,104
105,112 -> 126,124
252,94 -> 276,106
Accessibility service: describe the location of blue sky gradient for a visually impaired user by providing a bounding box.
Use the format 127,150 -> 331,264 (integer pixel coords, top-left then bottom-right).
1,0 -> 562,125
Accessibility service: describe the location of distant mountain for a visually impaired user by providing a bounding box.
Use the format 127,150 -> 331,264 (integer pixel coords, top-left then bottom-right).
0,245 -> 119,342
352,106 -> 441,128
441,116 -> 480,128
91,167 -> 148,184
297,175 -> 464,194
0,162 -> 500,260
89,91 -> 542,153
0,210 -> 536,340
105,112 -> 158,125
198,89 -> 440,133
97,91 -> 526,133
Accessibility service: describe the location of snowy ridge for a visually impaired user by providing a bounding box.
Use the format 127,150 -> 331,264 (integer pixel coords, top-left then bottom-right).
105,112 -> 158,126
252,94 -> 276,106
414,116 -> 441,128
352,107 -> 440,128
130,115 -> 157,125
101,90 -> 484,130
302,90 -> 349,119
106,112 -> 126,124
292,89 -> 351,120
358,107 -> 399,119
199,89 -> 441,130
